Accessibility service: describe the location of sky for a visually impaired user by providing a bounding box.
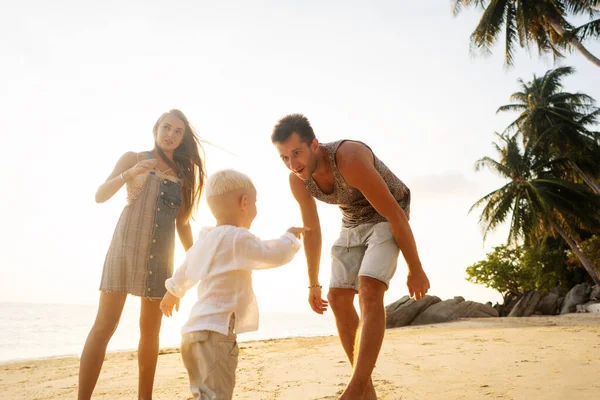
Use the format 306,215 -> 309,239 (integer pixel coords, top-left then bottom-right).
2,0 -> 599,314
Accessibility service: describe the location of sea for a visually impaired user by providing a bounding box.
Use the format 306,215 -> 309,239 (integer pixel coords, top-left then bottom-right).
0,302 -> 337,364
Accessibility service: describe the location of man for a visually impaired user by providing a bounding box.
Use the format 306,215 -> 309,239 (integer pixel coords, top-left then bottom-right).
271,114 -> 430,400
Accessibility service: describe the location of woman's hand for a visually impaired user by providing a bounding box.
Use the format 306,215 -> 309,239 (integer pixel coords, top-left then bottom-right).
125,159 -> 157,180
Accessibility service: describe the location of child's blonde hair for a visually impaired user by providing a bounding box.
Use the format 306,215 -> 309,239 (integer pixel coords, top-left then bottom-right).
205,169 -> 255,197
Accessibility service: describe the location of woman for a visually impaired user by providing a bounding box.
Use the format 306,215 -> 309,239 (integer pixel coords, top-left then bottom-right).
78,109 -> 206,400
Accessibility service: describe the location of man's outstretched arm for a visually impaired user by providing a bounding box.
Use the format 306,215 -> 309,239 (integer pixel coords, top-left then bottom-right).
289,173 -> 329,314
337,142 -> 430,299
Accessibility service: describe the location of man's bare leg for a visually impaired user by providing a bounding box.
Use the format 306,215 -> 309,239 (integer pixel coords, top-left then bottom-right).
339,277 -> 386,400
327,288 -> 358,362
328,288 -> 377,400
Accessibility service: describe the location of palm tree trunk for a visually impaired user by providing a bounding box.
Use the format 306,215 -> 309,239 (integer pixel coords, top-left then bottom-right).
550,221 -> 600,286
549,21 -> 600,68
570,161 -> 600,195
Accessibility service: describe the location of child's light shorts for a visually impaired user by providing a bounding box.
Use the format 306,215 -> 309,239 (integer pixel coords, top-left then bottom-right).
180,321 -> 239,400
330,221 -> 400,291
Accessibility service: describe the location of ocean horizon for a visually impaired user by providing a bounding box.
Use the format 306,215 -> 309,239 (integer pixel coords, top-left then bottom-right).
0,302 -> 337,364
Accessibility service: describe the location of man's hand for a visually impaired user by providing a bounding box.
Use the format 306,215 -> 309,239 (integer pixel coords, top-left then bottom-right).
308,286 -> 329,314
160,292 -> 180,317
407,268 -> 430,300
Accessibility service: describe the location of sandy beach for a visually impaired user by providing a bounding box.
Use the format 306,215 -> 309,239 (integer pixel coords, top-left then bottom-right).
2,314 -> 599,400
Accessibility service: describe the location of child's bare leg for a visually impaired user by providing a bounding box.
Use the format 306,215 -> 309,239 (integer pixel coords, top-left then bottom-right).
78,291 -> 127,400
138,298 -> 163,400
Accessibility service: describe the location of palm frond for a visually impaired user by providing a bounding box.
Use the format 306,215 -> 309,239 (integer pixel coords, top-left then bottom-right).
497,104 -> 527,113
470,0 -> 509,52
469,183 -> 513,214
549,92 -> 596,107
568,18 -> 600,41
540,66 -> 574,98
578,108 -> 600,126
474,156 -> 512,177
504,2 -> 518,66
480,188 -> 517,241
452,0 -> 490,16
561,1 -> 599,18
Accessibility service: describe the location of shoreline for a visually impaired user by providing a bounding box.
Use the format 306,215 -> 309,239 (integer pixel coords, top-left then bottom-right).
3,314 -> 600,399
0,334 -> 336,368
0,332 -> 339,366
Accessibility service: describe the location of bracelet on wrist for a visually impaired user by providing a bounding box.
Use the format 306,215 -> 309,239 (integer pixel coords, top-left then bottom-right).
120,171 -> 128,182
308,284 -> 322,289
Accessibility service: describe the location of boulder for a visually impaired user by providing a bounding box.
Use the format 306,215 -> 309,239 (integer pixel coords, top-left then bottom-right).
385,295 -> 441,328
493,303 -> 503,315
585,303 -> 600,314
499,295 -> 520,317
508,291 -> 542,317
560,283 -> 592,315
535,291 -> 561,316
410,297 -> 499,326
590,286 -> 600,302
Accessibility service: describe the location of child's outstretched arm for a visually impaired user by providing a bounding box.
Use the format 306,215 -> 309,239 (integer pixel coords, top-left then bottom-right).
234,227 -> 309,270
160,259 -> 191,317
160,291 -> 180,317
160,242 -> 204,317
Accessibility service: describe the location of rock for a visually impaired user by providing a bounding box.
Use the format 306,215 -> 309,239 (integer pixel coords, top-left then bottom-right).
493,303 -> 503,315
585,303 -> 600,314
536,291 -> 561,315
385,295 -> 441,328
500,295 -> 520,317
590,286 -> 600,302
410,297 -> 499,326
508,291 -> 542,317
560,283 -> 592,315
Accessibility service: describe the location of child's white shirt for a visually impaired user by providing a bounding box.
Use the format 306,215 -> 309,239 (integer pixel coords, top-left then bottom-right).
165,225 -> 301,336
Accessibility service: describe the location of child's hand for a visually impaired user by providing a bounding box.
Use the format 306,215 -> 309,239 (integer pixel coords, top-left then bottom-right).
160,292 -> 180,317
287,226 -> 311,239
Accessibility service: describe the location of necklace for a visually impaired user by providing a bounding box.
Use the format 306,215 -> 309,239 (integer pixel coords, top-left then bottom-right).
154,165 -> 173,174
151,151 -> 177,176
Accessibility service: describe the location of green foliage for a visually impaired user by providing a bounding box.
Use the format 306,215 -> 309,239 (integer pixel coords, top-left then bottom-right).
567,235 -> 600,275
466,245 -> 534,301
470,133 -> 600,245
521,236 -> 581,290
470,67 -> 600,286
466,239 -> 580,301
497,66 -> 600,185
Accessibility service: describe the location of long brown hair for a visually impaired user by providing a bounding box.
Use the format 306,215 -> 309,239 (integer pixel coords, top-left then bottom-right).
153,109 -> 206,223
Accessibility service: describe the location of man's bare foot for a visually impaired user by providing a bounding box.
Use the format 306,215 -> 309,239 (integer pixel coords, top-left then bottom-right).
365,379 -> 377,400
338,386 -> 363,400
338,381 -> 376,400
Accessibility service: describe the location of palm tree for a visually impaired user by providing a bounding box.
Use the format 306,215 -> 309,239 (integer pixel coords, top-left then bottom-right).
470,133 -> 600,285
452,1 -> 600,68
497,66 -> 600,194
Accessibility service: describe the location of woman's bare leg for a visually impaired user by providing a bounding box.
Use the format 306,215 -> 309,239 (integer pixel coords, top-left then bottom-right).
78,291 -> 127,400
137,297 -> 163,400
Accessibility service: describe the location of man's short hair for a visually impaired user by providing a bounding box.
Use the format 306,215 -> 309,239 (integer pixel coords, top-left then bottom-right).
205,169 -> 255,197
271,113 -> 315,144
